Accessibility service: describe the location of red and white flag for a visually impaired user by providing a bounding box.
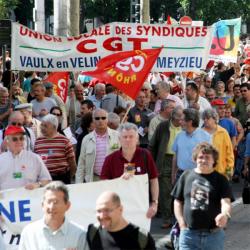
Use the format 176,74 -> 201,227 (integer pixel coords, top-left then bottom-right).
83,48 -> 162,99
44,72 -> 70,103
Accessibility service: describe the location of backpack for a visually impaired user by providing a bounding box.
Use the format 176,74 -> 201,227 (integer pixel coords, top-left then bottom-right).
87,223 -> 148,249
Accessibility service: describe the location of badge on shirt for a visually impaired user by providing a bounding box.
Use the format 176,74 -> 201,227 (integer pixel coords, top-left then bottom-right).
136,167 -> 141,173
135,114 -> 141,123
13,172 -> 22,179
124,163 -> 135,174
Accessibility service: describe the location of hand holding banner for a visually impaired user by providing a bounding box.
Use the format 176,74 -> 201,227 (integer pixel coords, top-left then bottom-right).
83,48 -> 162,99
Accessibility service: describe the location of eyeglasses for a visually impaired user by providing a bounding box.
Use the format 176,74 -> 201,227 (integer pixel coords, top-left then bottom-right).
52,113 -> 61,117
141,88 -> 149,91
11,136 -> 25,142
241,89 -> 248,93
94,117 -> 107,120
96,206 -> 119,214
11,122 -> 23,126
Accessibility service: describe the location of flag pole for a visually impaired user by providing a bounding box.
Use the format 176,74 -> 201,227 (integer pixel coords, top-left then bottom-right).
121,103 -> 132,124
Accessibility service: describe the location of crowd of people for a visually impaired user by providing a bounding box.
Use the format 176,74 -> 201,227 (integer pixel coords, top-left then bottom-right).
0,35 -> 250,249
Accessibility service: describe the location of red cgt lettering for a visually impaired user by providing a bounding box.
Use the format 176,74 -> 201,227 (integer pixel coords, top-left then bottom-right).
76,37 -> 148,54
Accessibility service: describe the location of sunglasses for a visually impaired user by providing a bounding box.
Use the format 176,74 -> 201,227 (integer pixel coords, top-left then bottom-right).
94,117 -> 107,120
141,88 -> 149,91
11,136 -> 25,142
11,122 -> 23,126
52,113 -> 61,117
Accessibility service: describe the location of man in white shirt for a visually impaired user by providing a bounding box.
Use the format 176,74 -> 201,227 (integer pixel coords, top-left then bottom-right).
19,181 -> 88,250
31,82 -> 56,121
0,125 -> 51,190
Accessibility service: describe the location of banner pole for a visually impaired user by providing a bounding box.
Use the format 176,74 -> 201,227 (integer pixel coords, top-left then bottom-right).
121,103 -> 132,124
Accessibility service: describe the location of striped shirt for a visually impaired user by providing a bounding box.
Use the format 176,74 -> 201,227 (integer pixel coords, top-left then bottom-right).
94,131 -> 108,176
34,134 -> 75,175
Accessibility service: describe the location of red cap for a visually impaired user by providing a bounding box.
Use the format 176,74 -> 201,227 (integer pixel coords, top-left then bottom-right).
5,125 -> 25,136
244,57 -> 250,65
211,99 -> 225,106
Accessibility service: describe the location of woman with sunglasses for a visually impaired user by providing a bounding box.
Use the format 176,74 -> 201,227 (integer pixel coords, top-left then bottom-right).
50,106 -> 64,134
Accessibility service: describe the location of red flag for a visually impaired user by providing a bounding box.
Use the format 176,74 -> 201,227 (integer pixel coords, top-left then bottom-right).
167,15 -> 172,25
44,72 -> 70,103
83,48 -> 162,99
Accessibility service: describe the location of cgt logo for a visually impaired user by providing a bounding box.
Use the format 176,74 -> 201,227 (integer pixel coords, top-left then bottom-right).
116,51 -> 146,73
106,50 -> 148,84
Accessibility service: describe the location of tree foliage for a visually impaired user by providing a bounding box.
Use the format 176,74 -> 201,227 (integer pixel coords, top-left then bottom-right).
82,0 -> 130,23
0,0 -> 19,19
178,0 -> 250,25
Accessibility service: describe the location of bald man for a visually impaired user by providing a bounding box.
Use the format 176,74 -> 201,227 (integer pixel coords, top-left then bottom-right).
87,191 -> 156,250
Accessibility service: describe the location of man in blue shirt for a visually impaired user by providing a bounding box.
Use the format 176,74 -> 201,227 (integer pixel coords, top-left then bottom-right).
211,99 -> 237,148
172,108 -> 212,184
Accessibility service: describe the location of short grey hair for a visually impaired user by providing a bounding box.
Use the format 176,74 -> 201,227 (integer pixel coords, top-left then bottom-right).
171,106 -> 183,121
157,81 -> 170,92
95,83 -> 105,92
0,86 -> 8,94
42,114 -> 59,129
108,112 -> 120,126
92,108 -> 108,119
202,109 -> 219,123
44,181 -> 69,203
161,99 -> 175,111
8,111 -> 24,124
117,122 -> 138,135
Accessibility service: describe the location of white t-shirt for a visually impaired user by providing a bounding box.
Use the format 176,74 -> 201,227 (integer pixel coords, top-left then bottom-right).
0,150 -> 52,190
31,97 -> 56,120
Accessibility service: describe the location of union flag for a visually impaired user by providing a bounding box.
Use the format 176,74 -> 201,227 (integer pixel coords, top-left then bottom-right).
83,48 -> 162,99
44,72 -> 70,103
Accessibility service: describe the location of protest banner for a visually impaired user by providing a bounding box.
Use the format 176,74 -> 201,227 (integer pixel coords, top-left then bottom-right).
11,22 -> 214,72
209,17 -> 241,63
84,48 -> 162,99
43,72 -> 70,103
0,175 -> 149,249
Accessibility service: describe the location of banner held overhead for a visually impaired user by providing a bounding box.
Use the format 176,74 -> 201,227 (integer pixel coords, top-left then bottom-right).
11,22 -> 214,72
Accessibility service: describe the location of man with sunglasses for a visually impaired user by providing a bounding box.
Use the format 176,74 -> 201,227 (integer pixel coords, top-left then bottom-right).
76,108 -> 120,183
1,111 -> 36,152
0,125 -> 51,190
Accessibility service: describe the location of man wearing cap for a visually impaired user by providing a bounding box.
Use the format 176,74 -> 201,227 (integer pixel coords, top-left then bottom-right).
1,111 -> 36,152
211,99 -> 237,148
0,125 -> 51,190
15,103 -> 42,139
44,82 -> 68,130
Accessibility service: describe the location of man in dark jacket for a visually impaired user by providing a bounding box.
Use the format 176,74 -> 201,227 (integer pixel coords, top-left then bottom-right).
148,106 -> 183,228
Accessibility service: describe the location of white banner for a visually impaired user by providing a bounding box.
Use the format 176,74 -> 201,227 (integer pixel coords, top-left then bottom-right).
0,175 -> 149,250
11,22 -> 214,72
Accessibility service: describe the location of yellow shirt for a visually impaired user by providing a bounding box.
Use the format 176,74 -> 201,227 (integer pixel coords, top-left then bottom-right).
166,122 -> 182,154
212,125 -> 234,176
